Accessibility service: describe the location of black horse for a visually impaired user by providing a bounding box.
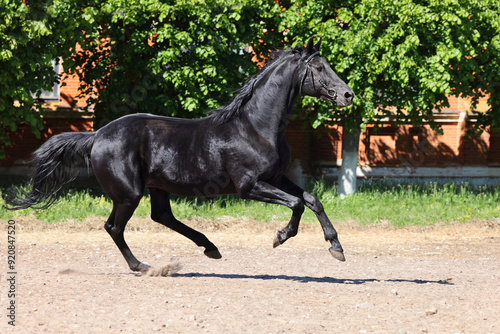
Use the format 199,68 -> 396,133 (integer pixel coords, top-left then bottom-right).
7,37 -> 354,273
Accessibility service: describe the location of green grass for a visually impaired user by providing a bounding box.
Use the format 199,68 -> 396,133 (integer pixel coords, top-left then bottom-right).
2,180 -> 500,226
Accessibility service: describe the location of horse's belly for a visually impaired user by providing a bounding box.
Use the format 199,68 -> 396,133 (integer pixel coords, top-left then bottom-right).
145,170 -> 237,197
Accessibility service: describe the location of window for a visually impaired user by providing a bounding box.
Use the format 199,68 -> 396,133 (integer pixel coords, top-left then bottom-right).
32,59 -> 60,102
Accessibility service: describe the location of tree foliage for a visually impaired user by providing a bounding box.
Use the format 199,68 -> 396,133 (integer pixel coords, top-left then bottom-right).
280,0 -> 500,131
60,0 -> 283,127
0,0 -> 66,156
0,0 -> 283,156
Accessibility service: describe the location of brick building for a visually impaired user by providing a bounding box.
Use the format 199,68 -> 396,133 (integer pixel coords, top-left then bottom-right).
286,95 -> 500,186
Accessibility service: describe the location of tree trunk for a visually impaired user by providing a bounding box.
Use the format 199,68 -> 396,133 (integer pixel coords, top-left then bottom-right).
338,116 -> 362,198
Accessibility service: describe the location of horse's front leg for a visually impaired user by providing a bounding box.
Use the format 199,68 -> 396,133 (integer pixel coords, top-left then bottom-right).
238,180 -> 305,246
274,176 -> 345,262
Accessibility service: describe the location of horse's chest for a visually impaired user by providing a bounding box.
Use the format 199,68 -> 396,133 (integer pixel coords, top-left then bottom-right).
255,143 -> 291,181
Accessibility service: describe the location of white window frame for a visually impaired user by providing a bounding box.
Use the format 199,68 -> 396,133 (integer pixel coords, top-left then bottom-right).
32,59 -> 61,102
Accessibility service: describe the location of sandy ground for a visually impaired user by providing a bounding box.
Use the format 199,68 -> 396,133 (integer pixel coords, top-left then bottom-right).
1,217 -> 500,333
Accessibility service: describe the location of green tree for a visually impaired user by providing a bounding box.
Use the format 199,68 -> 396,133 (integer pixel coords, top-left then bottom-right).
59,0 -> 283,127
0,0 -> 65,158
280,0 -> 500,196
0,0 -> 283,155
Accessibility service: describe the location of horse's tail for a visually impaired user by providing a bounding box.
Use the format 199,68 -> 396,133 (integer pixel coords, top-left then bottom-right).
5,131 -> 96,210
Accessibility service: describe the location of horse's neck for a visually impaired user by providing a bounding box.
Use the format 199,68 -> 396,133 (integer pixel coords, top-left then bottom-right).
244,60 -> 299,143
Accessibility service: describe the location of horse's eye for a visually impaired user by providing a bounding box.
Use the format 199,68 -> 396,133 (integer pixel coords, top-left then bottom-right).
316,66 -> 323,72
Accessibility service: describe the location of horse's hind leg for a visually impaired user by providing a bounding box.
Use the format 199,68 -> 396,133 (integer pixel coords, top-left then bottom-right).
105,200 -> 151,273
149,187 -> 221,259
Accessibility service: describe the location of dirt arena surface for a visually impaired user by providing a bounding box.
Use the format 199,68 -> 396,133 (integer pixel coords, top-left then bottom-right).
1,217 -> 499,333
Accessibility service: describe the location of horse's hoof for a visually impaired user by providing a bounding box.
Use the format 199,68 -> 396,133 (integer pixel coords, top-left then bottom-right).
204,249 -> 222,259
329,248 -> 346,262
133,263 -> 151,273
273,231 -> 282,248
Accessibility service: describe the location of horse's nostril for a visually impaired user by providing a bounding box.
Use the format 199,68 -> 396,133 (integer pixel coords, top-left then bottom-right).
344,91 -> 353,99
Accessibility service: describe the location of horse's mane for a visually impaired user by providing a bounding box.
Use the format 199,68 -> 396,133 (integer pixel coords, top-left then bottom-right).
209,46 -> 303,125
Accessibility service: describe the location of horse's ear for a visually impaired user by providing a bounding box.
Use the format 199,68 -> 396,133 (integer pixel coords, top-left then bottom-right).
313,37 -> 322,52
306,36 -> 315,54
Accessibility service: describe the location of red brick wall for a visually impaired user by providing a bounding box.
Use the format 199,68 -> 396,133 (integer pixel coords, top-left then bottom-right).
488,131 -> 500,165
310,124 -> 342,165
59,44 -> 90,108
286,113 -> 499,176
4,112 -> 495,172
2,117 -> 92,167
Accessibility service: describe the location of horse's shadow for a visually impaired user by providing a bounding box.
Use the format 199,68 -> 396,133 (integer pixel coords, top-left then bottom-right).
171,272 -> 453,285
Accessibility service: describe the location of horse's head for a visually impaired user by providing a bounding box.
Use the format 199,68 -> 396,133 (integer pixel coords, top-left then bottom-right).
298,37 -> 354,109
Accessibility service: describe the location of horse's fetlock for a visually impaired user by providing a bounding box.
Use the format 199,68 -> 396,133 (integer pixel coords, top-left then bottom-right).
324,231 -> 338,243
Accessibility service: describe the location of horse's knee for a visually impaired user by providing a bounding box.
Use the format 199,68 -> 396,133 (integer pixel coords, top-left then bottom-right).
291,198 -> 305,215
